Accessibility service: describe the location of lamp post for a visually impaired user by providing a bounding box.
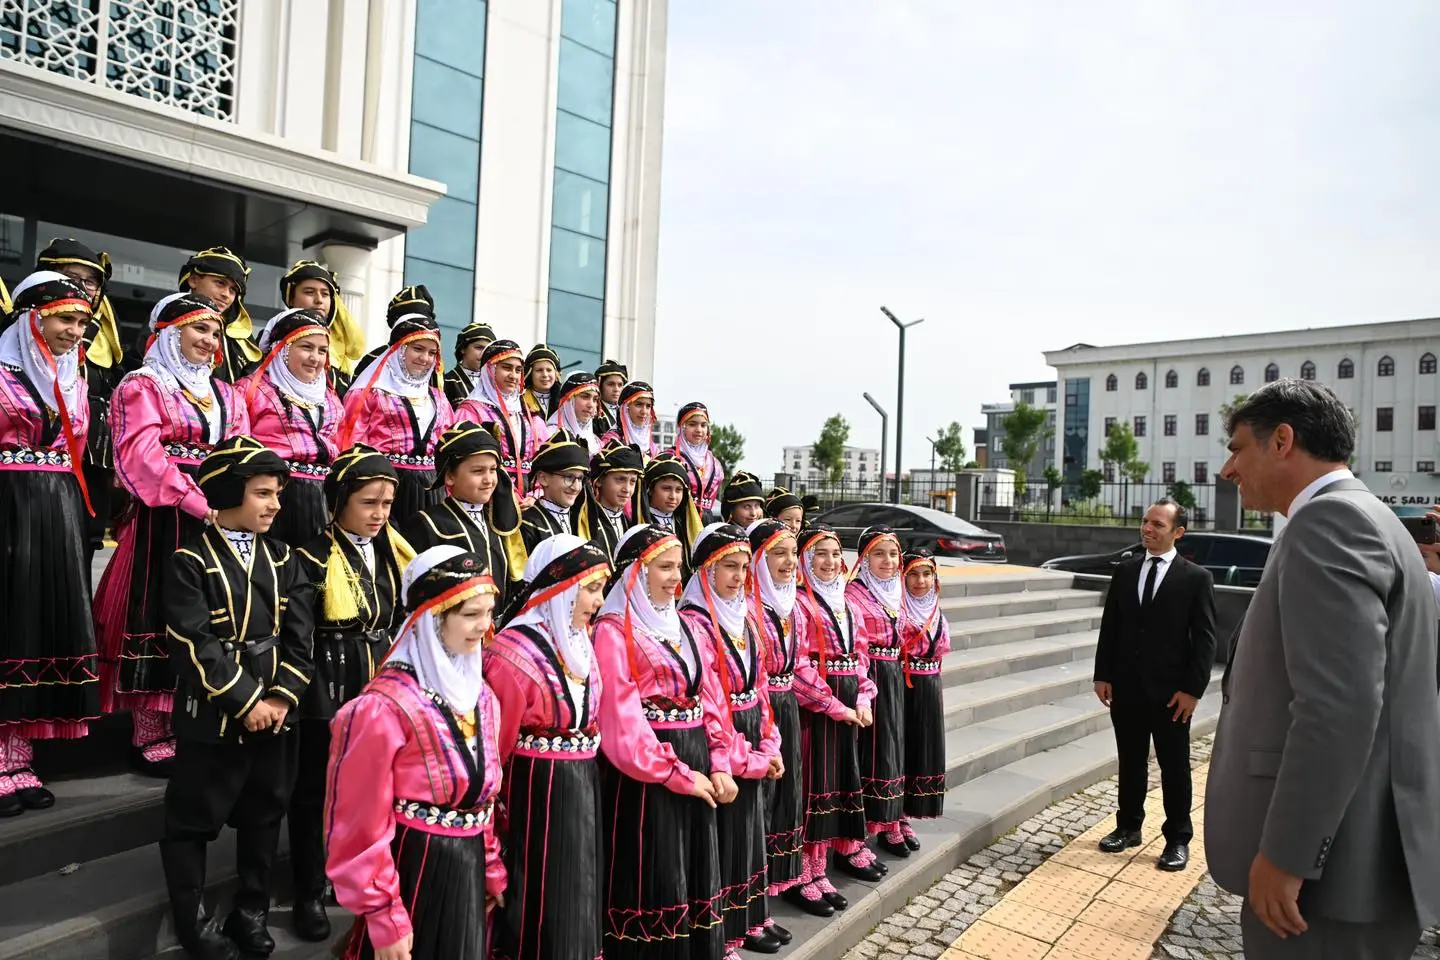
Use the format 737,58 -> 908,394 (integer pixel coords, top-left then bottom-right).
863,392 -> 889,503
880,306 -> 924,505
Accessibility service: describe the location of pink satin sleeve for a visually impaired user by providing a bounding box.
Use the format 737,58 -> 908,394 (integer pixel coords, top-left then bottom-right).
324,695 -> 412,950
482,650 -> 531,769
429,389 -> 456,453
593,619 -> 698,795
458,398 -> 492,426
482,689 -> 507,898
851,602 -> 878,709
934,617 -> 953,659
111,375 -> 210,519
790,605 -> 847,719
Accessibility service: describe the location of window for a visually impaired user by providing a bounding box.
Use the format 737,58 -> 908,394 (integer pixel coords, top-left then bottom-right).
1104,462 -> 1116,482
1377,356 -> 1395,377
1020,388 -> 1034,404
1193,461 -> 1208,483
1420,460 -> 1436,473
1374,461 -> 1393,473
1046,385 -> 1057,403
1104,416 -> 1116,435
1135,371 -> 1148,390
1133,415 -> 1146,437
1337,358 -> 1354,379
1164,369 -> 1178,389
1205,538 -> 1270,571
1195,413 -> 1209,436
1164,414 -> 1176,437
1105,373 -> 1117,392
1300,360 -> 1316,380
1420,405 -> 1436,431
1376,407 -> 1393,431
1422,353 -> 1437,375
1196,367 -> 1210,387
1229,365 -> 1244,385
1162,462 -> 1176,482
1264,363 -> 1279,382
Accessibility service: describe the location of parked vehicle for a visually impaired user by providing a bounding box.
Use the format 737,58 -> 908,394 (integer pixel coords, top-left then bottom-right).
811,502 -> 1007,562
1039,532 -> 1272,586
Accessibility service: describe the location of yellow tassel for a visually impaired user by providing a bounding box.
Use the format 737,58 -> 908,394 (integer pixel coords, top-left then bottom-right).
228,304 -> 262,362
85,297 -> 123,369
323,540 -> 364,622
0,276 -> 11,315
576,500 -> 592,540
328,297 -> 367,375
501,528 -> 529,581
684,499 -> 703,548
389,525 -> 417,571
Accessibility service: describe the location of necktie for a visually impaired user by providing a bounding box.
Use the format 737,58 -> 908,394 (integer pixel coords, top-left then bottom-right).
1142,556 -> 1161,606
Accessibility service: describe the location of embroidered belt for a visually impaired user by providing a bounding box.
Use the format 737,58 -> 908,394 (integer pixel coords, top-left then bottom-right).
768,672 -> 795,690
641,699 -> 703,724
0,447 -> 71,468
729,688 -> 759,708
515,729 -> 601,755
386,453 -> 434,468
221,636 -> 278,657
286,460 -> 329,478
395,798 -> 493,831
908,657 -> 942,673
868,646 -> 900,662
164,441 -> 213,462
818,655 -> 860,673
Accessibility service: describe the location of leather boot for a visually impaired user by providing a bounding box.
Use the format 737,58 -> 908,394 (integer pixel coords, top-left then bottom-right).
222,906 -> 275,957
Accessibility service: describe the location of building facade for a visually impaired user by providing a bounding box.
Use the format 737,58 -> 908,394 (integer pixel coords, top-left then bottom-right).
0,0 -> 666,376
980,380 -> 1059,476
781,444 -> 882,483
1045,318 -> 1440,507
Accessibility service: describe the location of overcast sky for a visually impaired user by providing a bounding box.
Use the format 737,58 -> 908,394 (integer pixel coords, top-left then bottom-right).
650,0 -> 1440,478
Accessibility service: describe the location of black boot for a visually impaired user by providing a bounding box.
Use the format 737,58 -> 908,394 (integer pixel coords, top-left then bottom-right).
222,906 -> 275,957
291,896 -> 331,942
172,898 -> 240,960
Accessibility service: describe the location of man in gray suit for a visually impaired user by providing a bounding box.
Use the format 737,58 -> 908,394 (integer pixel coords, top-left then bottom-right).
1206,379 -> 1440,959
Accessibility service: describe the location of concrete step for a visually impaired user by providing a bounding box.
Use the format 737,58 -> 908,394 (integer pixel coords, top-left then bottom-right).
941,631 -> 1098,688
942,659 -> 1097,730
940,587 -> 1100,623
937,569 -> 1076,599
947,608 -> 1105,651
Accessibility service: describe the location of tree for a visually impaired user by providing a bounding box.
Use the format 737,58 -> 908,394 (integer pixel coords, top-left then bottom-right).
710,423 -> 745,475
1217,393 -> 1249,448
1079,469 -> 1104,500
999,402 -> 1052,497
1099,420 -> 1140,471
932,422 -> 968,472
1042,465 -> 1063,518
1167,479 -> 1197,512
811,414 -> 850,483
963,460 -> 980,469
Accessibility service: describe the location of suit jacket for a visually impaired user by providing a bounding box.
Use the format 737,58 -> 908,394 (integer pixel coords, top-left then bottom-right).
400,497 -> 517,608
520,501 -> 571,555
443,366 -> 477,410
1093,553 -> 1217,705
1204,478 -> 1440,926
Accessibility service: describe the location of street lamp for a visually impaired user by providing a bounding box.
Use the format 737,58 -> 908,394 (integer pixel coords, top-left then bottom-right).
863,392 -> 888,504
880,306 -> 924,505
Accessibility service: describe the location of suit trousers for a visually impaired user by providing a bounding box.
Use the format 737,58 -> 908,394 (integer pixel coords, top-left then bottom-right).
1241,898 -> 1420,959
160,731 -> 299,916
288,718 -> 333,900
1109,695 -> 1192,843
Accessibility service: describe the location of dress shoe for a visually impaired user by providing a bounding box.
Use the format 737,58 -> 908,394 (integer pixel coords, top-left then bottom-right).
767,923 -> 792,944
176,911 -> 240,960
743,931 -> 782,953
903,835 -> 921,852
222,907 -> 275,956
874,859 -> 889,875
780,887 -> 834,917
291,897 -> 331,942
1157,842 -> 1189,872
822,889 -> 849,911
878,835 -> 910,858
1097,829 -> 1142,853
832,853 -> 883,883
17,785 -> 54,810
0,793 -> 23,818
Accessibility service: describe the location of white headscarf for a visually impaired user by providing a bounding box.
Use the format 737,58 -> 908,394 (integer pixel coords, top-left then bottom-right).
597,526 -> 691,669
622,403 -> 653,450
257,307 -> 329,407
507,534 -> 596,679
747,521 -> 797,620
902,558 -> 939,630
140,291 -> 215,401
676,427 -> 712,482
681,524 -> 750,639
857,537 -> 904,614
0,271 -> 85,416
803,534 -> 849,622
552,389 -> 600,456
374,322 -> 437,402
469,354 -> 521,411
386,545 -> 488,716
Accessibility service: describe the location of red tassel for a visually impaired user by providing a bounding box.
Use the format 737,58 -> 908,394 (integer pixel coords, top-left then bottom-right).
29,311 -> 93,516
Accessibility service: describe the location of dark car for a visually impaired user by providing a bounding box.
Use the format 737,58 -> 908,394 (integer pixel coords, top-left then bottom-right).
811,502 -> 1007,562
1039,532 -> 1272,586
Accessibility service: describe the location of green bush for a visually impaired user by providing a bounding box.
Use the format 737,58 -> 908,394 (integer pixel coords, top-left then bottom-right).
1016,499 -> 1122,526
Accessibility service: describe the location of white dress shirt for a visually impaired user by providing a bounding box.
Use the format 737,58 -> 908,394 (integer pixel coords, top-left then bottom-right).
1137,546 -> 1178,604
1285,467 -> 1353,519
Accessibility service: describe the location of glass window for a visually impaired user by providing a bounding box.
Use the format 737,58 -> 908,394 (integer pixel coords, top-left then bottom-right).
1422,353 -> 1437,375
1374,460 -> 1392,472
411,59 -> 483,139
548,229 -> 607,299
1103,462 -> 1115,482
1229,365 -> 1244,385
1135,371 -> 1147,390
1104,416 -> 1116,435
1337,358 -> 1354,379
556,38 -> 615,126
1196,367 -> 1210,387
1206,538 -> 1269,570
404,257 -> 474,335
546,290 -> 604,355
1419,406 -> 1436,431
562,0 -> 618,54
1420,460 -> 1436,473
1376,407 -> 1393,431
408,123 -> 481,202
1193,461 -> 1208,483
1164,414 -> 1176,436
1300,360 -> 1316,380
1105,373 -> 1117,392
554,111 -> 613,182
1162,462 -> 1175,482
552,170 -> 609,239
1264,363 -> 1279,382
1133,415 -> 1146,437
1164,369 -> 1177,388
1195,413 -> 1209,436
416,0 -> 488,78
1047,385 -> 1057,403
1020,388 -> 1034,404
1377,355 -> 1394,377
404,195 -> 478,269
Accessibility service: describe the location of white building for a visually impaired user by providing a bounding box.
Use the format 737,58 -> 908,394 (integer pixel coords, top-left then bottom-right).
781,444 -> 882,483
652,409 -> 677,451
1044,318 -> 1440,508
980,379 -> 1059,477
0,0 -> 667,376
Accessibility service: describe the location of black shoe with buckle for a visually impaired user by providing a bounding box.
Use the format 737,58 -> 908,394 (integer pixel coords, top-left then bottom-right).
1157,842 -> 1189,872
1098,828 -> 1142,853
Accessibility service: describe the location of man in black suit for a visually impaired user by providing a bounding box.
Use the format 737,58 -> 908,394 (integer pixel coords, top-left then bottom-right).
1093,497 -> 1217,871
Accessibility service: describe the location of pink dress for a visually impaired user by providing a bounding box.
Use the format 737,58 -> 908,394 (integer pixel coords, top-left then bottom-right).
237,373 -> 342,547
899,603 -> 951,818
326,664 -> 504,959
457,397 -> 548,493
340,386 -> 453,524
846,581 -> 905,830
674,446 -> 724,520
94,372 -> 249,713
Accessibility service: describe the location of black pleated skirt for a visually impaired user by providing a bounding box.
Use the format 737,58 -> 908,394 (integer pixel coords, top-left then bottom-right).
903,673 -> 947,818
0,468 -> 100,736
392,468 -> 442,528
859,658 -> 905,826
802,673 -> 864,843
269,474 -> 328,549
763,689 -> 804,890
495,753 -> 603,960
717,704 -> 767,944
342,823 -> 486,960
602,724 -> 723,960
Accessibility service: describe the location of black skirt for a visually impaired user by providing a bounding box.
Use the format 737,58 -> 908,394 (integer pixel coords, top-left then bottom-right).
392,468 -> 442,528
269,474 -> 328,549
763,689 -> 804,890
717,703 -> 767,944
602,724 -> 723,960
0,468 -> 100,735
342,824 -> 486,960
903,673 -> 947,819
859,658 -> 905,826
802,673 -> 864,844
495,753 -> 603,960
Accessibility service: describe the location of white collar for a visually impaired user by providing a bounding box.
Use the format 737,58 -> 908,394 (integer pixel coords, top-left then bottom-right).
1285,467 -> 1353,519
1144,546 -> 1177,564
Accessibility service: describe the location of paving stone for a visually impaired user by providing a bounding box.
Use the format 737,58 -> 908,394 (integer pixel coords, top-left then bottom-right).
909,942 -> 944,958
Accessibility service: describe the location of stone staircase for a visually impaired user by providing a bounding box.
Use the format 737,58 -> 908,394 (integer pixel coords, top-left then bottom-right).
0,567 -> 1222,960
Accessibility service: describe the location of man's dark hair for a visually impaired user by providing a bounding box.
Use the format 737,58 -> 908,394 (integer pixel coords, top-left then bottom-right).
1150,497 -> 1187,530
1223,378 -> 1355,463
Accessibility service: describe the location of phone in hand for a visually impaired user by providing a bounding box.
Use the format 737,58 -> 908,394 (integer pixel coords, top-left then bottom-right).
1401,514 -> 1437,545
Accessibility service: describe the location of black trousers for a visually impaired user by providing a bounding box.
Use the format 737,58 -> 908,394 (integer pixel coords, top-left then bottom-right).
288,718 -> 333,900
160,731 -> 299,920
1109,695 -> 1192,843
